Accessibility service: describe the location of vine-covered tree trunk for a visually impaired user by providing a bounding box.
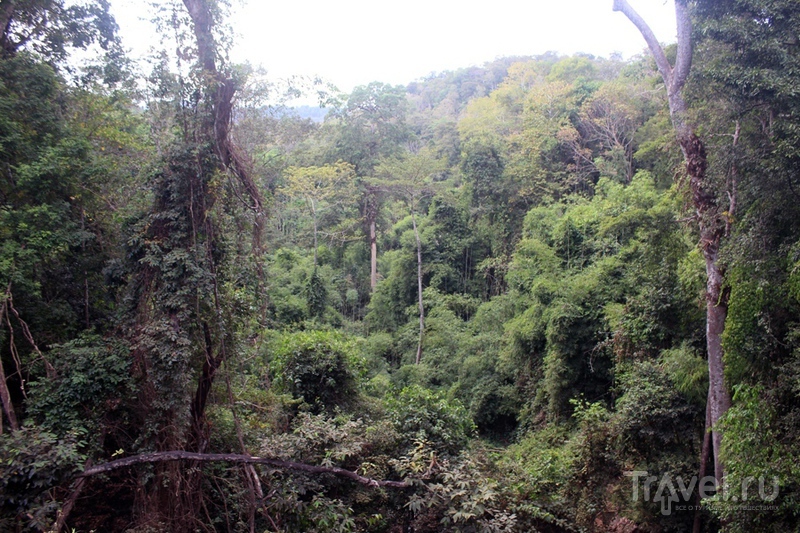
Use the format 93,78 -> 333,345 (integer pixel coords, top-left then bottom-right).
127,1 -> 264,529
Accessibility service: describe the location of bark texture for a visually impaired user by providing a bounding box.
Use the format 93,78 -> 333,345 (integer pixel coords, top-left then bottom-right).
367,187 -> 380,292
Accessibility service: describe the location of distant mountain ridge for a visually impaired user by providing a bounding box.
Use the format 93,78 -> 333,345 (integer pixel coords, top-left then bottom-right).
291,105 -> 329,123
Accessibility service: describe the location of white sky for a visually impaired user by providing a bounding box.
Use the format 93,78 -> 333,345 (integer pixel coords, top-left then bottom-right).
110,0 -> 677,95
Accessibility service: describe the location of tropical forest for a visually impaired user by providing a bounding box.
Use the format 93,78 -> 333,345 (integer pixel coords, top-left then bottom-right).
0,0 -> 798,531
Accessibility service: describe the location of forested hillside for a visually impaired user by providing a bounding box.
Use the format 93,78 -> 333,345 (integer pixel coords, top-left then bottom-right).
1,0 -> 799,531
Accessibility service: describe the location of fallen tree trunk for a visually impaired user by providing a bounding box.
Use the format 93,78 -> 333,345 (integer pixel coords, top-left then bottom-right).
79,450 -> 411,489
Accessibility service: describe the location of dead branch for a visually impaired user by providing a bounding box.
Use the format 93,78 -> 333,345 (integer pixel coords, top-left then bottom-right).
0,289 -> 18,432
80,451 -> 411,489
53,459 -> 92,533
6,290 -> 55,379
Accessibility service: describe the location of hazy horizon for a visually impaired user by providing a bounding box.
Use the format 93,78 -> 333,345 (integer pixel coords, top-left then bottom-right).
110,0 -> 677,99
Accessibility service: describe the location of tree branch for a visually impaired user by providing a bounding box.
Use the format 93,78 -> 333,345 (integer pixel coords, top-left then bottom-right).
7,289 -> 55,379
612,0 -> 673,87
80,451 -> 411,489
0,288 -> 18,432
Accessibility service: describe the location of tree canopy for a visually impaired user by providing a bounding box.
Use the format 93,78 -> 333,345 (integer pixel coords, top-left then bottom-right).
0,1 -> 799,532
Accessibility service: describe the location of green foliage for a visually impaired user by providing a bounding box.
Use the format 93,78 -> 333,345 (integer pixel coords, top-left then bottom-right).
262,412 -> 378,466
712,385 -> 800,530
0,427 -> 83,531
504,173 -> 698,422
503,424 -> 576,506
723,263 -> 792,384
327,82 -> 411,174
0,7 -> 798,529
0,0 -> 119,63
270,330 -> 364,411
661,344 -> 708,404
258,412 -> 401,532
263,248 -> 357,327
613,361 -> 700,456
384,385 -> 475,455
26,334 -> 134,439
415,454 -> 517,532
0,52 -> 137,346
306,268 -> 329,319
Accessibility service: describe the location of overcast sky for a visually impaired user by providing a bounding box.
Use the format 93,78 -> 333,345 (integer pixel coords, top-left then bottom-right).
110,0 -> 677,94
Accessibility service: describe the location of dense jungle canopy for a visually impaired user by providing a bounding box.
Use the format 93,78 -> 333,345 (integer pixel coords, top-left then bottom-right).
0,0 -> 799,531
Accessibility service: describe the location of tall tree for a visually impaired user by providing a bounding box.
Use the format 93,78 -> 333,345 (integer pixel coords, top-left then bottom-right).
281,162 -> 356,266
125,0 -> 264,528
613,0 -> 732,485
374,151 -> 445,364
328,82 -> 411,292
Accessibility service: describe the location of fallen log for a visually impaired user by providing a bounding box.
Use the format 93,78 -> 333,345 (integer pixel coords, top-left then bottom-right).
80,450 -> 411,489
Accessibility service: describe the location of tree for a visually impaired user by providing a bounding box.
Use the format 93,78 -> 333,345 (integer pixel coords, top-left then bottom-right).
0,16 -> 141,440
281,162 -> 357,266
374,151 -> 445,364
328,82 -> 410,174
577,80 -> 656,183
690,3 -> 800,527
327,82 -> 411,293
121,1 -> 265,528
613,0 -> 732,486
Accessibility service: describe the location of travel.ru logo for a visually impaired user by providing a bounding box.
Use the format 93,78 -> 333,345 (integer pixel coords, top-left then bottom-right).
626,471 -> 779,516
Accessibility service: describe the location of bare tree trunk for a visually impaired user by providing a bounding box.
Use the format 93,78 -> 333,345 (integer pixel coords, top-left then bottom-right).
613,0 -> 731,486
705,240 -> 730,483
365,186 -> 380,291
693,393 -> 712,533
370,218 -> 378,290
82,209 -> 90,329
411,211 -> 424,365
312,200 -> 318,267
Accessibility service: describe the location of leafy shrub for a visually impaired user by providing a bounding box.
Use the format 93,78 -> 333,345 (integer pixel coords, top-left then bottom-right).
270,330 -> 364,411
0,427 -> 83,531
259,412 -> 402,532
26,334 -> 134,438
305,267 -> 328,319
396,441 -> 565,533
613,361 -> 700,454
384,385 -> 475,454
